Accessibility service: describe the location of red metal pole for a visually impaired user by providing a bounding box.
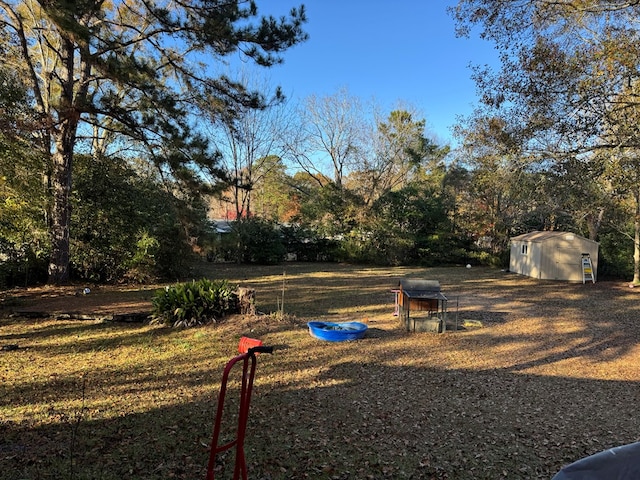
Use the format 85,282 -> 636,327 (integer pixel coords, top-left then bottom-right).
206,338 -> 271,480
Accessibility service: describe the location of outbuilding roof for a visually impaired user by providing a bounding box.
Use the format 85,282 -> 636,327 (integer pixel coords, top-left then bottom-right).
510,231 -> 595,243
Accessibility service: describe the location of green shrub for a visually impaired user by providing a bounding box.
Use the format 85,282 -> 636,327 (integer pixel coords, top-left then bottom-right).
151,278 -> 238,327
221,218 -> 285,264
0,239 -> 48,288
122,230 -> 161,283
280,224 -> 338,261
70,154 -> 202,283
598,230 -> 633,280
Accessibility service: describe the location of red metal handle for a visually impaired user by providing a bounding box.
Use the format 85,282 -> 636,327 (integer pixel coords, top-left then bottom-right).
206,337 -> 271,480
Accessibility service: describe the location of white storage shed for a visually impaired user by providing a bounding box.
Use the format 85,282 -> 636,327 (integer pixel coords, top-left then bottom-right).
509,231 -> 599,282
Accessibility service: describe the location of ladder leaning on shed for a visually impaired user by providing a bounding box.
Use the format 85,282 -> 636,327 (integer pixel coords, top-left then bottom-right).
582,253 -> 595,284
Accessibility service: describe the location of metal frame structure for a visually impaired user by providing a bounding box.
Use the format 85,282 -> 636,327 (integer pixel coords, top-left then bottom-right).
397,279 -> 449,333
206,338 -> 272,480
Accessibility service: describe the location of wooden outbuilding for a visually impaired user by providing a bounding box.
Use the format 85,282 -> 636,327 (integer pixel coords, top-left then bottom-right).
397,279 -> 449,333
509,231 -> 599,282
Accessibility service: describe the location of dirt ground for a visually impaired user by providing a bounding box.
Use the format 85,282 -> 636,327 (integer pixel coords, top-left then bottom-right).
2,265 -> 635,321
0,283 -> 159,317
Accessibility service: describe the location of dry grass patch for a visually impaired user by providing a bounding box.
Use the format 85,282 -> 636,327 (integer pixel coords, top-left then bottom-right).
2,263 -> 640,479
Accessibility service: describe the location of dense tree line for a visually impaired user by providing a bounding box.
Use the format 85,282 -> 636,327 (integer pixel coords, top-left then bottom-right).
2,0 -> 640,287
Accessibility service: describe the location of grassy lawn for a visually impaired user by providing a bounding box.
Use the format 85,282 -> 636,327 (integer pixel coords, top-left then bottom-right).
2,263 -> 640,479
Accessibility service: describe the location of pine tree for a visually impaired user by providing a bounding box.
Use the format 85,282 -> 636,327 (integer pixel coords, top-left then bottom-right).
0,0 -> 306,283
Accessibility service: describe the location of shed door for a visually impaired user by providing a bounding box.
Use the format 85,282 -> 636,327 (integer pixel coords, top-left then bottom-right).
554,247 -> 581,281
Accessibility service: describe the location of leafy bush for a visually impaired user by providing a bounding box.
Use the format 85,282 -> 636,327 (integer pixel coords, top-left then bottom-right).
151,278 -> 238,327
220,218 -> 285,264
70,154 -> 201,282
280,224 -> 339,261
0,239 -> 48,288
466,249 -> 502,267
598,230 -> 633,280
123,231 -> 161,283
357,183 -> 452,265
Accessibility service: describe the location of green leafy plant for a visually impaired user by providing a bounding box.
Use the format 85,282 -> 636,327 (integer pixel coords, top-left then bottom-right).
151,278 -> 238,327
222,218 -> 286,265
123,230 -> 161,283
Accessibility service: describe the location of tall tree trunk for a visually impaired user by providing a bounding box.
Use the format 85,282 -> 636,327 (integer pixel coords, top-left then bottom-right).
48,147 -> 73,284
47,37 -> 79,284
634,191 -> 640,285
634,219 -> 640,285
48,112 -> 79,283
586,207 -> 604,241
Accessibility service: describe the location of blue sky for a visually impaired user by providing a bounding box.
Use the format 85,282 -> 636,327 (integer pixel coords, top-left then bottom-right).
258,1 -> 500,145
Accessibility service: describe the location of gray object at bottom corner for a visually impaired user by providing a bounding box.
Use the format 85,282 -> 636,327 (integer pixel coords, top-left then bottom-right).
551,442 -> 640,480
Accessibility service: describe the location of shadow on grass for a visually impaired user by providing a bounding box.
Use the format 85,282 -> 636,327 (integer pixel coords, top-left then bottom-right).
0,317 -> 168,343
4,264 -> 640,479
3,359 -> 640,480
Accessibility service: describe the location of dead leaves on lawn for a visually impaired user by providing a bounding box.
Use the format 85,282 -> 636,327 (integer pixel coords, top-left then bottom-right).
3,265 -> 640,479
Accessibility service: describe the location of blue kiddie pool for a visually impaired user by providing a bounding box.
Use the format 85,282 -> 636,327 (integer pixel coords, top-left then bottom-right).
307,321 -> 368,342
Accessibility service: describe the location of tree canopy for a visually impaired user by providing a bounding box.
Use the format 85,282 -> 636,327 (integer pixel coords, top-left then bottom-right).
452,0 -> 640,280
0,0 -> 307,283
450,0 -> 640,153
6,1 -> 640,284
